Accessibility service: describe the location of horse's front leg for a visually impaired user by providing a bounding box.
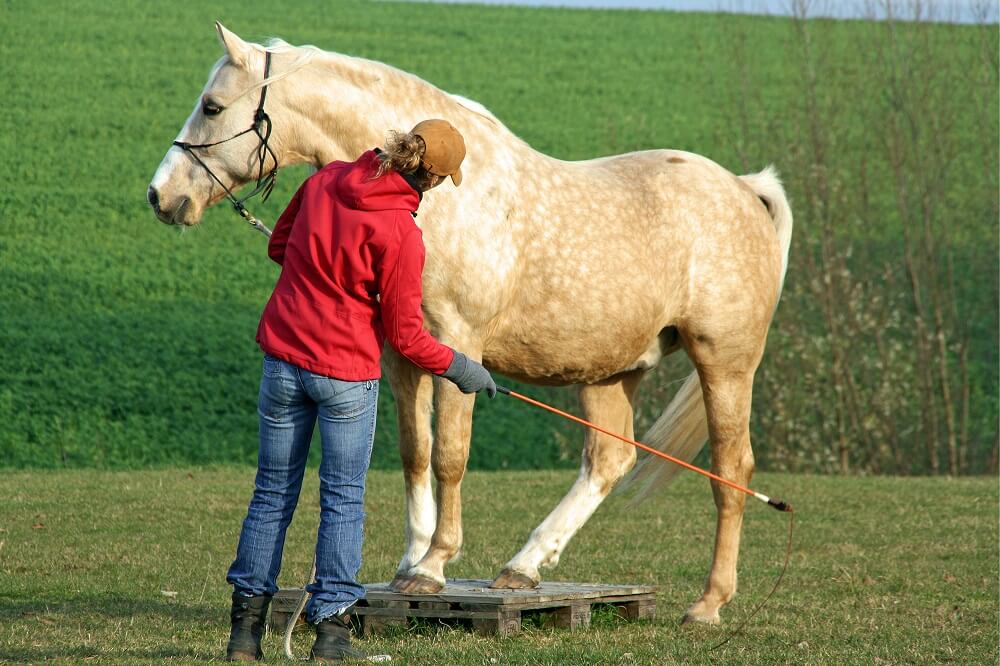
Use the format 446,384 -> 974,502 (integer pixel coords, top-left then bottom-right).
390,351 -> 476,594
383,348 -> 438,587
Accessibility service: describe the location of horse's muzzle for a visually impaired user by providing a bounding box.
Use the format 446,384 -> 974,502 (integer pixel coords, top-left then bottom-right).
148,186 -> 190,225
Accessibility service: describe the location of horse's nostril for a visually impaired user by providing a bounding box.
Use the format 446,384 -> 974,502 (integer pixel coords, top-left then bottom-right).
147,186 -> 160,210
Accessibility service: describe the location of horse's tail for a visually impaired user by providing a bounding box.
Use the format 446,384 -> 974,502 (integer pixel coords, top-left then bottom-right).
617,166 -> 792,500
616,371 -> 708,500
739,165 -> 794,296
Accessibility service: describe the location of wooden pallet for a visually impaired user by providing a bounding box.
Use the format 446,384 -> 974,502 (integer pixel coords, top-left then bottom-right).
271,579 -> 656,637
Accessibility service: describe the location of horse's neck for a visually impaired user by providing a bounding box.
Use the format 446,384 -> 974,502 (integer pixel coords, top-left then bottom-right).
282,51 -> 536,176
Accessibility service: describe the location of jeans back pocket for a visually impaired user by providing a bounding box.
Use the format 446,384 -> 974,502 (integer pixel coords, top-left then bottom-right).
310,376 -> 373,420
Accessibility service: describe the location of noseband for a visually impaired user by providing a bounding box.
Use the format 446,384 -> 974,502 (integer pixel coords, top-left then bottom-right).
172,51 -> 277,235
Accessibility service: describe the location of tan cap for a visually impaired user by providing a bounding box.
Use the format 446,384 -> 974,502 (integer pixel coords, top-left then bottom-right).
411,119 -> 466,186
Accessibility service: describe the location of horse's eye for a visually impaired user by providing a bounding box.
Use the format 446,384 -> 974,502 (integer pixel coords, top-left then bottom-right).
202,102 -> 223,117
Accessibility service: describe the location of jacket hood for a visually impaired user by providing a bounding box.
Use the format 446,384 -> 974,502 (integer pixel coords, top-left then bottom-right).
333,150 -> 420,213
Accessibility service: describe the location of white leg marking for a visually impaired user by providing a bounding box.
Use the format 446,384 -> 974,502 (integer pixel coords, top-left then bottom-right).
504,469 -> 609,579
397,470 -> 436,575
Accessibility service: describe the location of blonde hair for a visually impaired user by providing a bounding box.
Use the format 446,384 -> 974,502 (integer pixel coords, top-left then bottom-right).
376,130 -> 426,177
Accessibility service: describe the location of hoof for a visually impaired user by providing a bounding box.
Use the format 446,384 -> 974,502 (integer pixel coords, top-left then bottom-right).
490,568 -> 540,590
389,573 -> 444,594
681,606 -> 721,626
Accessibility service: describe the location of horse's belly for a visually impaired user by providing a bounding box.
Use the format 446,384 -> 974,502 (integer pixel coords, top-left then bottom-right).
483,301 -> 667,385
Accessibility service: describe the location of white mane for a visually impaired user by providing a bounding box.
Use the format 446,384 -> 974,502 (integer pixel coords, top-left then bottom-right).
270,40 -> 510,134
257,38 -> 321,89
214,37 -> 527,154
449,94 -> 501,127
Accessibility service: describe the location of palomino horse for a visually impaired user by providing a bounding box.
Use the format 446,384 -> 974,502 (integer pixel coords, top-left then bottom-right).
149,24 -> 792,626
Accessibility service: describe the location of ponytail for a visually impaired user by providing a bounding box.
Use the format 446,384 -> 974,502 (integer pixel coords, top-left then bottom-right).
376,130 -> 425,178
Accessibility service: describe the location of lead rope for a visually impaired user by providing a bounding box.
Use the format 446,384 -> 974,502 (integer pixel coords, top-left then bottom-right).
178,50 -> 354,661
280,557 -> 391,663
282,557 -> 316,661
241,208 -> 273,238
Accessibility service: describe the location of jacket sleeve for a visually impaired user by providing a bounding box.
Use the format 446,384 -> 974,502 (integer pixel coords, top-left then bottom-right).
377,218 -> 456,375
267,182 -> 306,265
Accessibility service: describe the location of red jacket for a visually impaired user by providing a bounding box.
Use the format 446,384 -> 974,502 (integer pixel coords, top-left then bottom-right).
256,150 -> 455,380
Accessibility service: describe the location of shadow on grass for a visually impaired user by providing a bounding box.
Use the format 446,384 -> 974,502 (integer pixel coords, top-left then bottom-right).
1,592 -> 222,624
0,645 -> 214,663
0,593 -> 224,662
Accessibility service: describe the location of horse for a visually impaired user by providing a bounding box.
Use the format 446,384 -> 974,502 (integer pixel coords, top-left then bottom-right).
148,23 -> 792,626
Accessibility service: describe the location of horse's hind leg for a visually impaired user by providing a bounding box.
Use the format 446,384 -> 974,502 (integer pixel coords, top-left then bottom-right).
493,370 -> 644,589
383,349 -> 438,588
681,336 -> 762,625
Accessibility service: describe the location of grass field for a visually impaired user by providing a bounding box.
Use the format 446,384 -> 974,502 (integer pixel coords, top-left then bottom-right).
2,0 -> 995,471
1,469 -> 996,664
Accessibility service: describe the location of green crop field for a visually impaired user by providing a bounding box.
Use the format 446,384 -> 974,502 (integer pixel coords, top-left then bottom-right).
1,469 -> 997,664
2,0 -> 996,472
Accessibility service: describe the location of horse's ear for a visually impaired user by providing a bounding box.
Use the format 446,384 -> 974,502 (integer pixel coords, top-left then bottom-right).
215,21 -> 252,69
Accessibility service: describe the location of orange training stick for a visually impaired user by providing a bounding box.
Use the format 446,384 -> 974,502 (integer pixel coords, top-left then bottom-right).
496,386 -> 791,512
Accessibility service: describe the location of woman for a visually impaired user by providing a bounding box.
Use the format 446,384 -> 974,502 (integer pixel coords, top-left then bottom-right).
224,119 -> 495,662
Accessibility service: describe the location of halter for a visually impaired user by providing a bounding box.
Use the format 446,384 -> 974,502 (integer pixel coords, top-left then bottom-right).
172,51 -> 276,236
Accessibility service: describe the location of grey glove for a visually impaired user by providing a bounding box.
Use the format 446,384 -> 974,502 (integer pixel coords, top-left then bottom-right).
442,351 -> 497,398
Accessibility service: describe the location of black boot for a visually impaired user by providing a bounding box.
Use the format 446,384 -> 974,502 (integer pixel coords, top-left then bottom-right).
310,613 -> 366,662
226,592 -> 272,662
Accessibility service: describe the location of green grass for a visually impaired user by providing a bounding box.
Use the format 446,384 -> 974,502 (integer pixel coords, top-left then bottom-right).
1,0 -> 995,471
1,469 -> 996,664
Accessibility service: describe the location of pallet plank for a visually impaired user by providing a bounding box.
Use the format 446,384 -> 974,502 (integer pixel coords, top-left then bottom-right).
273,581 -> 656,637
457,594 -> 656,614
354,607 -> 498,619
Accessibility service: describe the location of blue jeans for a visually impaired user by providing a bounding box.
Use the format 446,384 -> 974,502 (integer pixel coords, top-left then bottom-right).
226,354 -> 379,623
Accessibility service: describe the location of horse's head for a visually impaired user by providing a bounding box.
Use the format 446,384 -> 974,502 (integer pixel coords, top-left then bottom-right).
148,23 -> 280,227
